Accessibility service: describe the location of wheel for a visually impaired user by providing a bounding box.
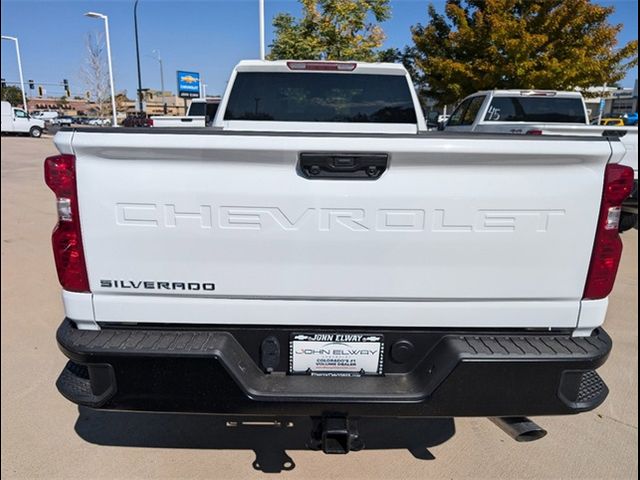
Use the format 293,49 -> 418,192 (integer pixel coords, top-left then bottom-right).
619,212 -> 638,233
29,126 -> 42,138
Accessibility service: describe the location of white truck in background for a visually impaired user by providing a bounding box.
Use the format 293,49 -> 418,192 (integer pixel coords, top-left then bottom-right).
49,61 -> 633,461
31,110 -> 59,121
443,90 -> 638,230
1,101 -> 45,137
150,97 -> 220,127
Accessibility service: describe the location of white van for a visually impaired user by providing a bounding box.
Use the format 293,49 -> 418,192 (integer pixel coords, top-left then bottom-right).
31,110 -> 59,121
1,101 -> 45,138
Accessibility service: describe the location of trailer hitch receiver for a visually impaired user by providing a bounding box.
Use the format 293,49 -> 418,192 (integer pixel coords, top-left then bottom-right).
308,416 -> 364,454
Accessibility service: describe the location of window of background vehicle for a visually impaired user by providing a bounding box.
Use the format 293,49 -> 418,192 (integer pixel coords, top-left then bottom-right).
224,72 -> 417,123
484,97 -> 586,123
206,103 -> 219,121
460,96 -> 486,125
447,98 -> 472,126
188,102 -> 205,116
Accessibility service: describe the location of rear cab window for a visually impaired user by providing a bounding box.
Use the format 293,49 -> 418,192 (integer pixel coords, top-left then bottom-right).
223,72 -> 417,124
484,96 -> 586,123
189,101 -> 220,124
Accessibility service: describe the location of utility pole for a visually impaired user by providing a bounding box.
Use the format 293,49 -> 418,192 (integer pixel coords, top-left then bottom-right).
134,0 -> 144,112
152,50 -> 166,113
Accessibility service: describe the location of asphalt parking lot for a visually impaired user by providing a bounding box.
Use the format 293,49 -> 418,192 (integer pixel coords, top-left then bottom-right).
1,135 -> 637,479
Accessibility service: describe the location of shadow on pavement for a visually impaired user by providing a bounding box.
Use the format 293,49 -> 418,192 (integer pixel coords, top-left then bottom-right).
75,407 -> 455,473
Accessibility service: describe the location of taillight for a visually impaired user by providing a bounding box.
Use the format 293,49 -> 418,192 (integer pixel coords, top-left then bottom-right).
583,164 -> 634,299
286,61 -> 356,71
520,90 -> 557,96
44,154 -> 90,292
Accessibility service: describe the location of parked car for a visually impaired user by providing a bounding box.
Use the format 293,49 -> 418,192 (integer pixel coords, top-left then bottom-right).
442,90 -> 590,133
1,101 -> 45,137
623,112 -> 638,126
122,112 -> 153,127
601,118 -> 625,126
87,117 -> 111,126
48,60 -> 631,458
50,116 -> 74,127
150,98 -> 220,127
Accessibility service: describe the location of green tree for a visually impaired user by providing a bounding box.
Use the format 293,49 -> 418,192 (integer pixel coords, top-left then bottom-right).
411,0 -> 639,105
1,85 -> 25,106
268,0 -> 391,61
377,46 -> 422,84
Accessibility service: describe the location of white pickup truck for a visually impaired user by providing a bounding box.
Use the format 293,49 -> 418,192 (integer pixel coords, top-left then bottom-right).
49,61 -> 633,458
443,90 -> 638,230
149,97 -> 220,127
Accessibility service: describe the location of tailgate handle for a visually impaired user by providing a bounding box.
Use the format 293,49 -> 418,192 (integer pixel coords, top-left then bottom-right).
299,153 -> 388,180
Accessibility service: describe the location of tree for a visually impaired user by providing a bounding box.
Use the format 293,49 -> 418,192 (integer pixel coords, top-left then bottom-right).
268,0 -> 390,61
80,32 -> 110,117
411,0 -> 639,105
377,46 -> 422,85
1,85 -> 25,106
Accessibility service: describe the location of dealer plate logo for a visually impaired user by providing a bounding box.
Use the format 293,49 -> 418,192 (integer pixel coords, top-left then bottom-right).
289,333 -> 384,376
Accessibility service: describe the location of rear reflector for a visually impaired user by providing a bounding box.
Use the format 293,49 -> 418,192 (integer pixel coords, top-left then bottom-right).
583,164 -> 634,299
44,154 -> 90,292
525,129 -> 543,135
286,61 -> 356,71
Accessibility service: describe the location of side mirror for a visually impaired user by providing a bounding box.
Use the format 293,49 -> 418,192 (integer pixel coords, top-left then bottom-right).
437,121 -> 446,131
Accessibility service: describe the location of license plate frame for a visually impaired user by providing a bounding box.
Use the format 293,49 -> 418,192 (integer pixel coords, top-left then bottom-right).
289,333 -> 384,376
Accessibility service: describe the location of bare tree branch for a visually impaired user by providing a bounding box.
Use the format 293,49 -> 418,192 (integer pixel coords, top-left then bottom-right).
80,33 -> 110,118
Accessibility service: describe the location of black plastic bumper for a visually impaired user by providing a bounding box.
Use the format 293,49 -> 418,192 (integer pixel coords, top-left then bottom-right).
56,319 -> 611,417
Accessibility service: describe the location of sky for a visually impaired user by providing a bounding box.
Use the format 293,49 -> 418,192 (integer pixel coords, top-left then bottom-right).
1,0 -> 638,99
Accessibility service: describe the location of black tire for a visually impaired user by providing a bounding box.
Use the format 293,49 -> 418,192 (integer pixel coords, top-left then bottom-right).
29,126 -> 42,138
619,212 -> 638,233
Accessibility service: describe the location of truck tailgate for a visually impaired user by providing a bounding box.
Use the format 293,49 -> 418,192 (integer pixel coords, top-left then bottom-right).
64,131 -> 619,328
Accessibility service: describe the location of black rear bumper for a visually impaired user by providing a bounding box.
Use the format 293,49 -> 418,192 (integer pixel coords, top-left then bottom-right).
56,319 -> 611,417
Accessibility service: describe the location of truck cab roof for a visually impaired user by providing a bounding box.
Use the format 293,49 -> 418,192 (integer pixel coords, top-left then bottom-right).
234,59 -> 410,76
468,89 -> 584,98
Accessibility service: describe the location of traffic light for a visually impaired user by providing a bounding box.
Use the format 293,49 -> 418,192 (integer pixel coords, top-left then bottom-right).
63,79 -> 70,97
38,85 -> 44,97
29,80 -> 35,90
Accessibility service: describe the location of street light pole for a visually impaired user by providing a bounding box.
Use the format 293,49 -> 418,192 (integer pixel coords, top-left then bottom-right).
1,35 -> 28,112
134,0 -> 144,112
85,12 -> 118,127
597,83 -> 608,125
259,0 -> 265,60
152,50 -> 166,114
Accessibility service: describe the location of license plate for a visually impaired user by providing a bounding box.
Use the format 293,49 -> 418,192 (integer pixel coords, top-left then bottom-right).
289,333 -> 384,376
